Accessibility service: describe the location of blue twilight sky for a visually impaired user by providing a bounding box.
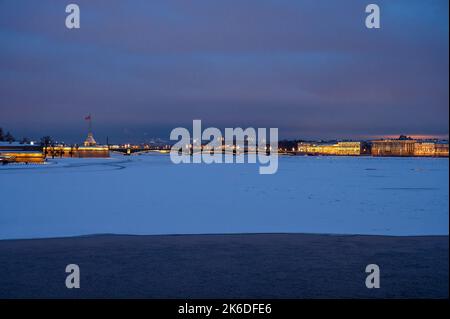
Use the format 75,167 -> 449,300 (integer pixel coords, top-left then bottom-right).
0,0 -> 448,143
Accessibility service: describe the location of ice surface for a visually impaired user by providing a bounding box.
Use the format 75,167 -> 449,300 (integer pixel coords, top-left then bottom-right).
0,154 -> 448,239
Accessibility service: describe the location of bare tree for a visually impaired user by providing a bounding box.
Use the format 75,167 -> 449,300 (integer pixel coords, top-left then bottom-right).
40,136 -> 54,158
4,132 -> 15,143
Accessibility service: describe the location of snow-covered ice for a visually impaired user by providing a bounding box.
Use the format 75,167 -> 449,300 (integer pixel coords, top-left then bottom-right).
0,154 -> 448,239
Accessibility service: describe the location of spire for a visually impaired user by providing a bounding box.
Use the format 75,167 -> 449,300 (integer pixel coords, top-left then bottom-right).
84,114 -> 97,146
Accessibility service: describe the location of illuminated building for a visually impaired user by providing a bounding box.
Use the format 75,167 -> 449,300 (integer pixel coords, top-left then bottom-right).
371,139 -> 449,157
297,141 -> 368,156
0,143 -> 44,164
83,114 -> 97,147
414,142 -> 449,157
434,143 -> 449,157
371,139 -> 416,157
44,145 -> 109,158
84,132 -> 97,147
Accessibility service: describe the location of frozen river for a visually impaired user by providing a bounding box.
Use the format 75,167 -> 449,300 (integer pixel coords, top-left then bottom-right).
0,154 -> 448,239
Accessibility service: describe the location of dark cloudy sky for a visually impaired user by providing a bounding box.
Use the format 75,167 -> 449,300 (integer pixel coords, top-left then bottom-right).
0,0 -> 448,143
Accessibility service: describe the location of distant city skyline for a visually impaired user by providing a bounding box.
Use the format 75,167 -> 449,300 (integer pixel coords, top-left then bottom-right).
0,0 -> 448,144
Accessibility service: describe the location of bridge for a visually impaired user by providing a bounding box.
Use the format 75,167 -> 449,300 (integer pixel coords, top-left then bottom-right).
110,146 -> 292,156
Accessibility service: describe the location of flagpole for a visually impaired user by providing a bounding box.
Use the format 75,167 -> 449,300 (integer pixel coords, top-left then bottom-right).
87,114 -> 92,134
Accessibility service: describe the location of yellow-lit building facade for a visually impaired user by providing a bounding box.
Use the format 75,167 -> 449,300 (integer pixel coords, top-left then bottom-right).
371,140 -> 416,157
0,143 -> 45,164
414,142 -> 449,157
297,141 -> 366,156
372,140 -> 449,157
0,143 -> 109,164
44,146 -> 110,158
0,151 -> 45,164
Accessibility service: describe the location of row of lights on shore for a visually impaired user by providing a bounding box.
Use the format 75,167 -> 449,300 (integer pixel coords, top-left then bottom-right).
184,144 -> 296,152
116,143 -> 296,152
